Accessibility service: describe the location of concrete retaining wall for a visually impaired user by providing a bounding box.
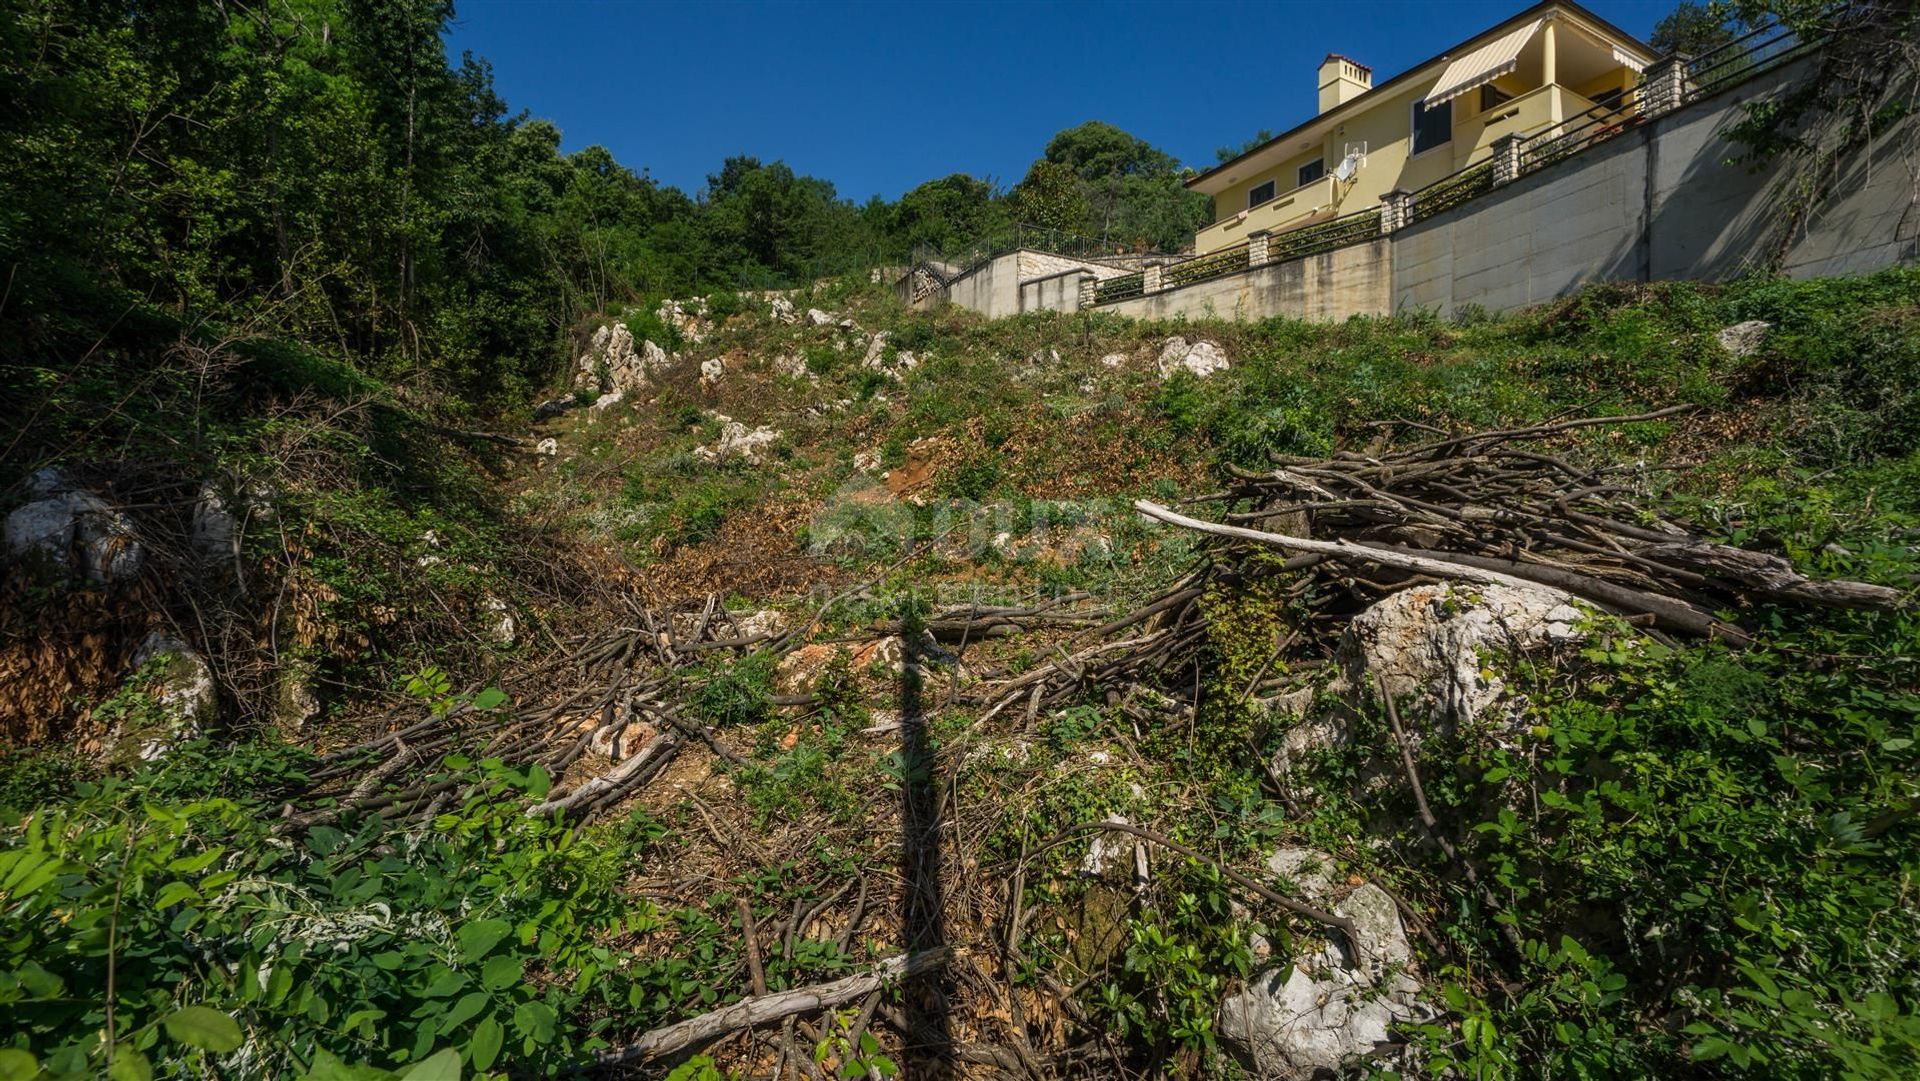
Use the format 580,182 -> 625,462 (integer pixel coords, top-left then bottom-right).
942,253 -> 1023,320
1100,239 -> 1393,322
1019,270 -> 1090,314
1397,55 -> 1917,316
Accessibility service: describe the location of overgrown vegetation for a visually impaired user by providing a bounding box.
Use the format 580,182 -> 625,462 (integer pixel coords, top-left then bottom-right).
3,0 -> 1917,1076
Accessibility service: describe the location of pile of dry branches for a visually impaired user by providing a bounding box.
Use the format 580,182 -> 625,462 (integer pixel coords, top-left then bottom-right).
962,407 -> 1906,724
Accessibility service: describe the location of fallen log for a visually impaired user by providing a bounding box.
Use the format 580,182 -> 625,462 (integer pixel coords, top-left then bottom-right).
1134,500 -> 1577,597
1642,541 -> 1905,611
524,731 -> 681,818
587,948 -> 953,1068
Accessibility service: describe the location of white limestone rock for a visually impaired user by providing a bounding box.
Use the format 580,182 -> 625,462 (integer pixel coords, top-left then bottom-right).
1339,582 -> 1584,727
5,479 -> 144,584
640,338 -> 673,377
769,296 -> 797,324
692,421 -> 781,465
589,390 -> 625,413
806,308 -> 836,327
658,299 -> 708,343
1099,352 -> 1128,369
275,662 -> 321,731
536,437 -> 559,456
732,609 -> 789,640
1079,815 -> 1133,877
121,633 -> 217,760
1716,319 -> 1772,357
1219,873 -> 1426,1078
772,352 -> 812,381
191,482 -> 237,567
1156,336 -> 1231,380
482,595 -> 517,646
700,357 -> 724,387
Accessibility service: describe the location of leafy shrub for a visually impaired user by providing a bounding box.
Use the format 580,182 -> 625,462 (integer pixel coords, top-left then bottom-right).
702,290 -> 744,320
0,750 -> 695,1078
690,651 -> 776,728
623,305 -> 683,354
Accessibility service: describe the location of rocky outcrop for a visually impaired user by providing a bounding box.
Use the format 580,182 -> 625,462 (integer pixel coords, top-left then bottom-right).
589,390 -> 625,413
482,595 -> 517,646
575,324 -> 673,392
769,296 -> 797,324
700,357 -> 724,387
1220,849 -> 1427,1078
658,299 -> 708,344
5,469 -> 144,583
772,352 -> 813,381
806,308 -> 837,327
1716,319 -> 1771,357
115,633 -> 217,761
1156,337 -> 1230,379
692,417 -> 781,465
1340,582 -> 1584,727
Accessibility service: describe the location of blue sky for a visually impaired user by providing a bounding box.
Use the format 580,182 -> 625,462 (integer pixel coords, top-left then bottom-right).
445,0 -> 1675,201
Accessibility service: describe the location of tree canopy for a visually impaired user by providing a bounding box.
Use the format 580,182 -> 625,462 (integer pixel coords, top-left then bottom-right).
0,2 -> 1210,404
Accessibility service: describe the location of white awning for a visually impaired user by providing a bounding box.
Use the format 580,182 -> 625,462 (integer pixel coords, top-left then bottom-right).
1612,45 -> 1648,73
1426,19 -> 1543,104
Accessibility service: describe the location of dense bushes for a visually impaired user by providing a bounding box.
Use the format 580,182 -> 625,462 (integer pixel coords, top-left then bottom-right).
0,741 -> 751,1078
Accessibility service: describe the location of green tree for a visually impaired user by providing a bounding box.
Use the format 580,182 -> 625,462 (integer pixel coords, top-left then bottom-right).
1650,0 -> 1742,55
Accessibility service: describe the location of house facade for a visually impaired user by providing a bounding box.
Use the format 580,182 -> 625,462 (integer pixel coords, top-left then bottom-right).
1188,0 -> 1656,255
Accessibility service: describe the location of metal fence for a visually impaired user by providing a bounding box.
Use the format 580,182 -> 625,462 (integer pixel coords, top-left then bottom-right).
1521,98 -> 1647,172
1093,272 -> 1146,305
1268,207 -> 1382,263
1407,160 -> 1496,225
1686,17 -> 1814,102
1162,242 -> 1251,290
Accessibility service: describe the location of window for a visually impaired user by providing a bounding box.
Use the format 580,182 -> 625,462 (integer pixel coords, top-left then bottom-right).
1411,96 -> 1452,155
1479,83 -> 1513,112
1297,158 -> 1325,186
1592,86 -> 1625,113
1248,180 -> 1276,208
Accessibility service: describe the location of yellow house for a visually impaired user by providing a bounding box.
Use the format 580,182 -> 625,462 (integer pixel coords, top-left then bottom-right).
1187,0 -> 1657,254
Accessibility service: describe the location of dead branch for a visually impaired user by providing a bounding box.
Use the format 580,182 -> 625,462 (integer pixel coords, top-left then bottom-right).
587,948 -> 954,1069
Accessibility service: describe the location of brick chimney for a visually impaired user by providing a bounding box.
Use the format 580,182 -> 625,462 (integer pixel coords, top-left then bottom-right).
1318,54 -> 1372,113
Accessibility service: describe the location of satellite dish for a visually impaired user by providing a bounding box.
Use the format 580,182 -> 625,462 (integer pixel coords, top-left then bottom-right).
1334,157 -> 1356,183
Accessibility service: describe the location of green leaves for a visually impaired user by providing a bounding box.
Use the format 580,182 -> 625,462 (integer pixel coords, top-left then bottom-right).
163,1005 -> 244,1052
469,1017 -> 503,1071
0,1051 -> 40,1081
457,919 -> 512,963
106,1049 -> 153,1081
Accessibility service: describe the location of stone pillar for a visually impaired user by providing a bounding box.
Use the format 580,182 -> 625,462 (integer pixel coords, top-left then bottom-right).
1077,272 -> 1097,310
1143,262 -> 1165,294
1642,55 -> 1691,117
1491,134 -> 1524,185
1379,190 -> 1412,233
1248,230 -> 1271,266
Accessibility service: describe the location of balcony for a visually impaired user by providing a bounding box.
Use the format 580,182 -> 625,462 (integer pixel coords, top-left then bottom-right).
1195,174 -> 1339,254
